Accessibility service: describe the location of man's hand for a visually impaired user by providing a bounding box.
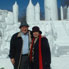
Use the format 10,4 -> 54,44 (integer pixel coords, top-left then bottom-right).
11,58 -> 15,65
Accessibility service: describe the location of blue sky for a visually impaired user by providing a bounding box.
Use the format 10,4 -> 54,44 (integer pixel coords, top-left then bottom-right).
0,0 -> 62,17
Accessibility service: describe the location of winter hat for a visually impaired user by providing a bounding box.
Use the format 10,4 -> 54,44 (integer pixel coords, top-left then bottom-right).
19,21 -> 29,28
32,26 -> 42,34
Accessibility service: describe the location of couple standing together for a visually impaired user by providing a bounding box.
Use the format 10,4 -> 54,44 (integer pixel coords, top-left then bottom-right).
9,21 -> 51,69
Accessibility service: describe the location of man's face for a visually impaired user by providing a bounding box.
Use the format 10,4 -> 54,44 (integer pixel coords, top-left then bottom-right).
33,32 -> 40,38
21,26 -> 28,34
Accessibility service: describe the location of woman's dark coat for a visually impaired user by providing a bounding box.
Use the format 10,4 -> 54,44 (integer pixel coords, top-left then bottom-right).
32,37 -> 51,69
9,32 -> 31,69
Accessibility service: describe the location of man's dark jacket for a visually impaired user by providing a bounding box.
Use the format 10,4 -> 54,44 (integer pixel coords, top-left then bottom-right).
32,37 -> 51,69
9,32 -> 31,69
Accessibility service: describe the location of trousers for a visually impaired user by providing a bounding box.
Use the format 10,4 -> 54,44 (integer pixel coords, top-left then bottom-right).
19,55 -> 29,69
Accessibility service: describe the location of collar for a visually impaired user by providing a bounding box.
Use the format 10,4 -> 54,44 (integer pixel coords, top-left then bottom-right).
17,31 -> 30,37
21,32 -> 29,36
17,32 -> 22,37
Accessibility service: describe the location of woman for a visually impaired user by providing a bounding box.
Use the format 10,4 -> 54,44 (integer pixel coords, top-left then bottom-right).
30,26 -> 51,69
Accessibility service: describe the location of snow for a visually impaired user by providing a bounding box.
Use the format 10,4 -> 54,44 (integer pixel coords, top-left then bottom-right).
0,0 -> 69,69
51,55 -> 69,69
0,58 -> 14,69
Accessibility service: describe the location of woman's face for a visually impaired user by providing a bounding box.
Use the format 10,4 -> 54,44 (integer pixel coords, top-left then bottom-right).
33,32 -> 40,38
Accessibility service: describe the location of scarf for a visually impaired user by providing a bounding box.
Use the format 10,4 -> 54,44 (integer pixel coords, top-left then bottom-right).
30,34 -> 43,69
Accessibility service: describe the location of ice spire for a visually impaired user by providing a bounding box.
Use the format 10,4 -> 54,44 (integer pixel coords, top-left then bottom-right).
34,2 -> 40,21
13,1 -> 18,23
44,0 -> 58,20
26,0 -> 35,22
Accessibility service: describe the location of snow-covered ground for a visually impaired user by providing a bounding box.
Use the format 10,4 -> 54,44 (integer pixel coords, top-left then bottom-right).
0,55 -> 69,69
51,55 -> 69,69
0,58 -> 14,69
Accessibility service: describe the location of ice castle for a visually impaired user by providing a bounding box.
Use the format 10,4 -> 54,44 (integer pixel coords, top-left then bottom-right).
0,0 -> 69,69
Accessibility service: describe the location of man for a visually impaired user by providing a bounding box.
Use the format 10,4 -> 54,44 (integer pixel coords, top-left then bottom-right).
30,26 -> 51,69
9,21 -> 32,69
